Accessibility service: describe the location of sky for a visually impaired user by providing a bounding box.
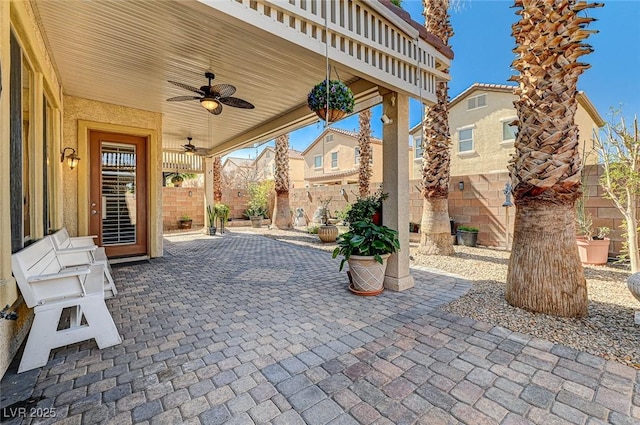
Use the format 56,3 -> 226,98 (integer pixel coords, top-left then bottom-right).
226,0 -> 640,160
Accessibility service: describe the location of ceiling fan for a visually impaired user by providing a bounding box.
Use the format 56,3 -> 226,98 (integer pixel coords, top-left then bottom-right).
182,137 -> 208,156
167,72 -> 255,115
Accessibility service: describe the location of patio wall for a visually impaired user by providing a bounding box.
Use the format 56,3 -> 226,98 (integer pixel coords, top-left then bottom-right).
205,166 -> 627,255
162,187 -> 205,230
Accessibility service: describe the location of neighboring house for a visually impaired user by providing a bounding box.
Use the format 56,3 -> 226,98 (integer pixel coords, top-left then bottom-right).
254,147 -> 305,188
222,157 -> 256,188
409,83 -> 605,179
303,128 -> 413,186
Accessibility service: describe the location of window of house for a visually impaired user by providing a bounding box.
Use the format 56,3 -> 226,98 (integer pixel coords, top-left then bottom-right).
325,134 -> 333,143
314,155 -> 322,168
414,137 -> 423,159
502,121 -> 518,141
331,152 -> 338,168
354,147 -> 360,164
467,94 -> 487,110
458,128 -> 474,152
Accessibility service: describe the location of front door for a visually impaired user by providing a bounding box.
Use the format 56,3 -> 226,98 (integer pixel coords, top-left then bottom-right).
89,131 -> 147,258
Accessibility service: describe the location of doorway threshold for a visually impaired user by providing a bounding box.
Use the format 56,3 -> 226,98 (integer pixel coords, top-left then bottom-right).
109,255 -> 150,265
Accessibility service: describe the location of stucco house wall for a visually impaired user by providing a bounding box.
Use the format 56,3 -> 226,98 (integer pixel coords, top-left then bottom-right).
410,84 -> 604,179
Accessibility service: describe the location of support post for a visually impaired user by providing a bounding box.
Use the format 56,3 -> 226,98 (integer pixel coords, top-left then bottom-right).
382,92 -> 414,291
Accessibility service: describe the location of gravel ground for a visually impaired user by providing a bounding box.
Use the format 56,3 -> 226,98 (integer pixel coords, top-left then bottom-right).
229,226 -> 640,368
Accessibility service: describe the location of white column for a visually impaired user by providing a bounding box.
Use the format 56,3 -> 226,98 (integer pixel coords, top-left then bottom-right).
382,91 -> 414,291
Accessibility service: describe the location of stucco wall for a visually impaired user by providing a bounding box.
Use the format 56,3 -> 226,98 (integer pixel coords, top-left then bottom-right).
412,90 -> 601,178
63,96 -> 163,256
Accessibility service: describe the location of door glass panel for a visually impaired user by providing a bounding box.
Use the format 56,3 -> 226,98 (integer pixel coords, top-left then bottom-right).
22,55 -> 32,242
101,143 -> 136,246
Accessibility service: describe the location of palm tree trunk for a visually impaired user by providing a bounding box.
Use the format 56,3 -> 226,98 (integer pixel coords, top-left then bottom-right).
273,134 -> 292,229
358,110 -> 372,198
213,156 -> 222,203
506,0 -> 601,317
418,0 -> 454,256
506,202 -> 587,317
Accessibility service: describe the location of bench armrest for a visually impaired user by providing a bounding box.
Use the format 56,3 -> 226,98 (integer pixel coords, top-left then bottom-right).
27,267 -> 91,282
55,246 -> 97,254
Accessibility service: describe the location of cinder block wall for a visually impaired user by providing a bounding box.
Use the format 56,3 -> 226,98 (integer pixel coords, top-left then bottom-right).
169,164 -> 629,254
162,187 -> 205,230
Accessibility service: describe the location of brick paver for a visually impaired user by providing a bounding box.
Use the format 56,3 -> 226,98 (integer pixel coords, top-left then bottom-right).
1,232 -> 639,424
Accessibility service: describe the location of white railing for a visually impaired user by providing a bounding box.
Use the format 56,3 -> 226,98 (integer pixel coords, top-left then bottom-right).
162,151 -> 204,173
201,0 -> 448,103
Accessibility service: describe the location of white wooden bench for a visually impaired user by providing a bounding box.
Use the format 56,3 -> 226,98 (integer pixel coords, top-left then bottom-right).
11,237 -> 122,373
50,228 -> 117,298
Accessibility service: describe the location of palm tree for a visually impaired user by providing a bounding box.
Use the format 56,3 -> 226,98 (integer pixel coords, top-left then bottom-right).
213,156 -> 222,203
417,0 -> 454,256
273,134 -> 292,229
505,0 -> 602,317
358,110 -> 373,198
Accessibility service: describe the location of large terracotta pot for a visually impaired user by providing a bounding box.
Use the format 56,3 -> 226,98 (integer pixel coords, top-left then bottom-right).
318,225 -> 338,243
347,254 -> 390,296
576,237 -> 610,265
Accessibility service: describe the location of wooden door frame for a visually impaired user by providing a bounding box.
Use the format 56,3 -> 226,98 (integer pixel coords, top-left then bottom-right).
76,120 -> 161,257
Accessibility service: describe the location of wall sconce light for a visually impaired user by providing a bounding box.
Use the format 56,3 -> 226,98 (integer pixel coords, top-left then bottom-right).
237,191 -> 242,197
307,191 -> 313,202
60,147 -> 80,170
340,188 -> 348,202
458,181 -> 464,191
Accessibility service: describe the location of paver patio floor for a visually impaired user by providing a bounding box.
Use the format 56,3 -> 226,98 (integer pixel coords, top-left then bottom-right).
1,232 -> 639,424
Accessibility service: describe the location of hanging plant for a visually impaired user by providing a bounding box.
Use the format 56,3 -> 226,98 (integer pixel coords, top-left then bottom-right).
307,79 -> 355,122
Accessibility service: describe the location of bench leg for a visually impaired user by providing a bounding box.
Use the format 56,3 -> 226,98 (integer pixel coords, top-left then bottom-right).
103,266 -> 118,298
18,297 -> 121,373
81,297 -> 122,348
18,305 -> 64,373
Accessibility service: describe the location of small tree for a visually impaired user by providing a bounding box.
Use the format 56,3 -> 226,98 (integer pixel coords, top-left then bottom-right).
593,111 -> 640,272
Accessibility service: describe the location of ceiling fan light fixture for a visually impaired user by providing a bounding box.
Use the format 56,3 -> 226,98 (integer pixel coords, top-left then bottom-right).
185,150 -> 195,156
200,97 -> 219,111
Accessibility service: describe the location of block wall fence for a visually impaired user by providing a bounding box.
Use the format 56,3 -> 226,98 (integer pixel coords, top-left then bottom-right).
163,165 -> 631,256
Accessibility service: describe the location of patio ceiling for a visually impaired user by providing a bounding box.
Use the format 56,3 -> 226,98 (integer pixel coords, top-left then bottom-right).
32,0 -> 449,156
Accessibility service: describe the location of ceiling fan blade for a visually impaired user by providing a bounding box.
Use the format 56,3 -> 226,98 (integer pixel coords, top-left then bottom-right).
209,103 -> 223,115
168,80 -> 205,95
210,84 -> 236,98
167,95 -> 201,102
219,97 -> 255,109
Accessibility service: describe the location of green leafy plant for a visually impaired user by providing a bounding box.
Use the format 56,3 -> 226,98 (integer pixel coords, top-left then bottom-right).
457,225 -> 479,232
594,227 -> 610,240
307,225 -> 320,234
332,221 -> 400,271
245,181 -> 273,218
344,189 -> 388,229
307,79 -> 355,113
207,205 -> 218,228
180,215 -> 191,221
335,204 -> 351,223
214,203 -> 230,227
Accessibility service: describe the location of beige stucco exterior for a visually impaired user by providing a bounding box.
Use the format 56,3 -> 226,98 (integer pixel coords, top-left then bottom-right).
409,84 -> 604,178
254,147 -> 305,189
302,128 -> 385,186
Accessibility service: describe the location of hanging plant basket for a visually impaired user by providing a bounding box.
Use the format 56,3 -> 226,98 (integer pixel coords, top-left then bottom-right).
307,79 -> 354,123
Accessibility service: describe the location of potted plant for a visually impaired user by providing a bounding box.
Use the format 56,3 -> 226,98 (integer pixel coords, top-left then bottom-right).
178,215 -> 192,230
206,205 -> 217,236
245,206 -> 267,228
307,79 -> 355,122
576,226 -> 611,265
576,194 -> 611,265
215,203 -> 230,234
456,225 -> 479,247
332,221 -> 400,296
344,189 -> 388,229
317,197 -> 338,243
